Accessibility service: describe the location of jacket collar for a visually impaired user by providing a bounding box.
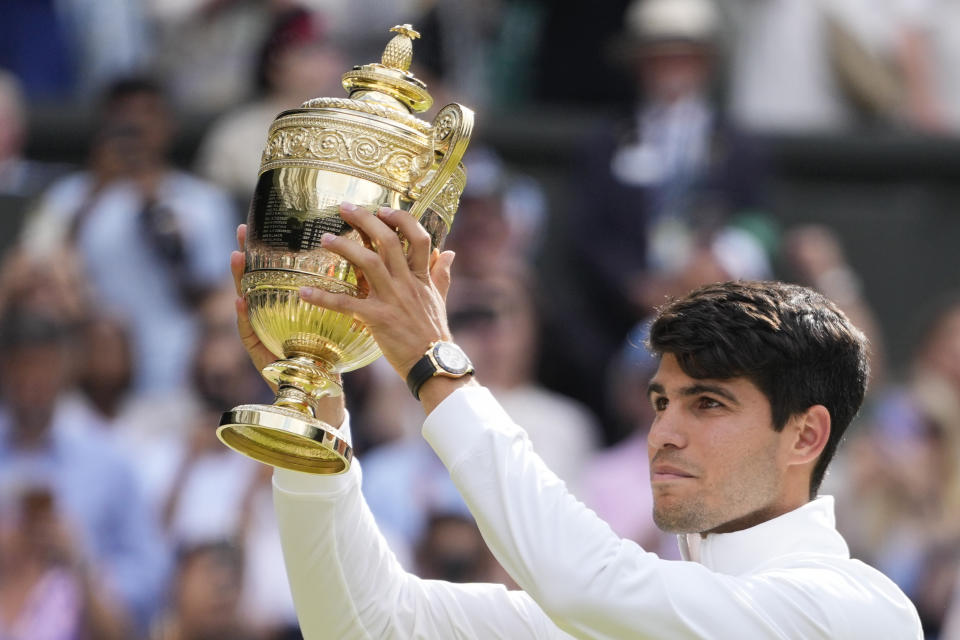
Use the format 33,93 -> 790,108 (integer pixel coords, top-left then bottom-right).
676,496 -> 849,576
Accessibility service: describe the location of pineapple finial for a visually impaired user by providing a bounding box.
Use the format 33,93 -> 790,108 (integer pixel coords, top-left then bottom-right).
382,24 -> 421,72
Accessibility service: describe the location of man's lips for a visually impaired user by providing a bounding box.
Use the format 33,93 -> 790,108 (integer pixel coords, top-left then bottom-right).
651,464 -> 696,481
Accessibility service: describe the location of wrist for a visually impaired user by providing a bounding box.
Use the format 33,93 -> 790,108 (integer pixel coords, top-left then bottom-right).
420,375 -> 479,416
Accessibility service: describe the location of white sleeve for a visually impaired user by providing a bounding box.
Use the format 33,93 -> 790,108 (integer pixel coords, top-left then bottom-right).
271,417 -> 573,640
422,386 -> 920,640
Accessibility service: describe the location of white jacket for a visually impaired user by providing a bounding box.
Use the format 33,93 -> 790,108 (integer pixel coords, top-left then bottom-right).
273,386 -> 922,639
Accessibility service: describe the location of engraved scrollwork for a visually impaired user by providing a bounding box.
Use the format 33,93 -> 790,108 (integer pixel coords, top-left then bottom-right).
435,112 -> 456,141
260,115 -> 431,192
350,136 -> 385,168
433,177 -> 463,213
309,131 -> 346,159
384,151 -> 415,181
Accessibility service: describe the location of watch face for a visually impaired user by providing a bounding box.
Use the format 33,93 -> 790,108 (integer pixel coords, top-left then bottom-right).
434,342 -> 472,375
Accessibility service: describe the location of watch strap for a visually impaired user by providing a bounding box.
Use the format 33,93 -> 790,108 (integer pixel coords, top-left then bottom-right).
406,353 -> 439,401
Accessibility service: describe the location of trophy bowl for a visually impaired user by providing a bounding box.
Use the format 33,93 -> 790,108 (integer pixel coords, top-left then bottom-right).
217,25 -> 473,474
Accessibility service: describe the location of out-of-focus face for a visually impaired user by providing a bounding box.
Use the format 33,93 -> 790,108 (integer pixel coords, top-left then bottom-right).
0,344 -> 68,434
447,274 -> 536,389
79,319 -> 132,402
638,47 -> 712,104
100,92 -> 172,166
271,42 -> 346,104
194,331 -> 264,412
646,354 -> 791,534
176,550 -> 242,637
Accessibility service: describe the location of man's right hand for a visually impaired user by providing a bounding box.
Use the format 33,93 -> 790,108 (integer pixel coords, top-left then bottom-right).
232,224 -> 347,429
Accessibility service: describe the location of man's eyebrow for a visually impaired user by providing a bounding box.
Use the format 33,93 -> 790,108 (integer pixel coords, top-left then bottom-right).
680,383 -> 740,405
647,381 -> 664,398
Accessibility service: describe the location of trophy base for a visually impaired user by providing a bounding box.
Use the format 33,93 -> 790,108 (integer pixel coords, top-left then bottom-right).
217,404 -> 352,474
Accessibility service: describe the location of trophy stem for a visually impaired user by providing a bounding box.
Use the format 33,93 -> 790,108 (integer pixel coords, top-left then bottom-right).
261,354 -> 343,409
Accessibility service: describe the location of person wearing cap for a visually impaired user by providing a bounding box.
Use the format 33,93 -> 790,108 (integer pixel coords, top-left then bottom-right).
229,197 -> 921,637
561,0 -> 770,436
194,8 -> 346,204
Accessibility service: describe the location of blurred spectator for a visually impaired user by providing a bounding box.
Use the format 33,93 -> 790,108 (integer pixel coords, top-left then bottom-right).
21,76 -> 236,395
0,307 -> 169,633
414,1 -> 546,110
73,314 -> 135,424
415,512 -> 512,587
145,320 -> 263,543
447,265 -> 599,485
444,147 -> 547,275
195,7 -> 346,204
149,0 -> 274,115
140,304 -> 297,637
557,0 -> 769,428
361,264 -> 599,556
0,477 -> 131,640
0,248 -> 90,325
782,224 -> 888,386
151,541 -> 257,640
726,0 -> 946,132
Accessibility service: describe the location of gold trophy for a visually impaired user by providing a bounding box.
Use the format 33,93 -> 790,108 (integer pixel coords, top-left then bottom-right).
217,25 -> 473,474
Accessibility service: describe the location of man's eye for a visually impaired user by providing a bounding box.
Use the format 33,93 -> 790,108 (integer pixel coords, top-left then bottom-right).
653,397 -> 668,411
698,397 -> 723,409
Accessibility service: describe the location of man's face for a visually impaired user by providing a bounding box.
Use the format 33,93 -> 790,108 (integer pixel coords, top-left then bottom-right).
646,354 -> 791,534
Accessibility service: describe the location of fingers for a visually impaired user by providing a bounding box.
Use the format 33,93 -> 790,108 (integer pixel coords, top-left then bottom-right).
230,250 -> 244,296
431,250 -> 456,300
299,286 -> 363,317
376,206 -> 432,276
320,230 -> 392,293
338,203 -> 408,276
235,297 -> 256,347
237,224 -> 247,252
236,297 -> 279,378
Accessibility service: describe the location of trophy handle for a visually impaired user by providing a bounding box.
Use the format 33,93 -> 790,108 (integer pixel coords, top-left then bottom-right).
409,102 -> 474,224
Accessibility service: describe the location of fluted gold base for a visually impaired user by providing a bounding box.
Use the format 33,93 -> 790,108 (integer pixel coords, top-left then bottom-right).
217,404 -> 351,474
217,354 -> 351,474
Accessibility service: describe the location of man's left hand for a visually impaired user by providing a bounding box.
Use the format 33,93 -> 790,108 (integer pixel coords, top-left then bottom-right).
298,202 -> 456,382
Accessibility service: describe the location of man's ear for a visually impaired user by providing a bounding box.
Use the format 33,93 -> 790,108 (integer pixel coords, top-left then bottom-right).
788,405 -> 831,467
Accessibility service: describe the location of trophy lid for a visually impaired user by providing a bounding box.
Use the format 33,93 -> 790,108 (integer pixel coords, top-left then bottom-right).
339,24 -> 433,114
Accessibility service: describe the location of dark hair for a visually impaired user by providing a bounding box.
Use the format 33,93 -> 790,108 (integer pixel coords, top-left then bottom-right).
648,280 -> 869,496
254,8 -> 324,94
0,306 -> 71,350
175,539 -> 244,578
100,75 -> 165,109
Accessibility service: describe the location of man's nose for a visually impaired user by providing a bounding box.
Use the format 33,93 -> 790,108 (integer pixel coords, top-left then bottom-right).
647,406 -> 688,450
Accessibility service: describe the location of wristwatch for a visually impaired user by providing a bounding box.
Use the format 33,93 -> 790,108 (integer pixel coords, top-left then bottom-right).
406,341 -> 475,400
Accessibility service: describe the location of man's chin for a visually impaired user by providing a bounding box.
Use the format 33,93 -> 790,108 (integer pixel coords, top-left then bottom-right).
653,504 -> 708,534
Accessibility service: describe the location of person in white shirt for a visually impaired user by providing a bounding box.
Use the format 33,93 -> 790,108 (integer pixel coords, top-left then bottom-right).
230,204 -> 923,638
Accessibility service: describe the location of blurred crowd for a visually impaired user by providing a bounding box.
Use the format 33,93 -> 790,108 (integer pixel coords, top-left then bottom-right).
1,0 -> 960,638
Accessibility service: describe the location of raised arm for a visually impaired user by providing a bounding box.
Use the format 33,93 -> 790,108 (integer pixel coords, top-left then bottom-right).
300,206 -> 921,640
271,418 -> 569,640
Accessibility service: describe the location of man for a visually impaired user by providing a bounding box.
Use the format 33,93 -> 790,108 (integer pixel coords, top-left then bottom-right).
232,204 -> 922,638
22,76 -> 236,395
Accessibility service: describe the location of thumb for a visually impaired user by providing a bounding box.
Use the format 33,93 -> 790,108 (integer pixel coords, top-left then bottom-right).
431,250 -> 456,300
